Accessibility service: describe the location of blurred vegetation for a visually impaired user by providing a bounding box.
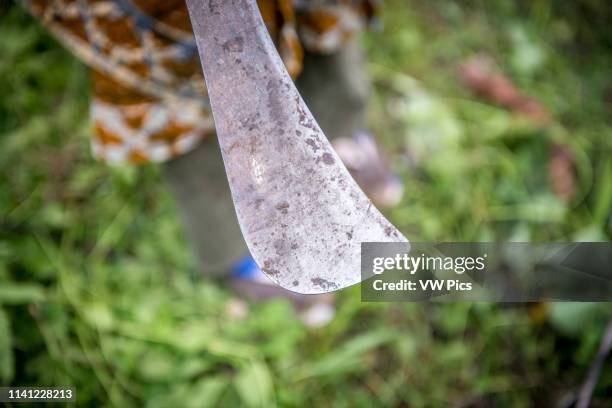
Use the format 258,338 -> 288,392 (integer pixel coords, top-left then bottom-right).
1,0 -> 611,406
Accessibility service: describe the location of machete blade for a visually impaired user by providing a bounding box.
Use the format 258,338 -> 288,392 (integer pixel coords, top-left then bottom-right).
185,0 -> 407,294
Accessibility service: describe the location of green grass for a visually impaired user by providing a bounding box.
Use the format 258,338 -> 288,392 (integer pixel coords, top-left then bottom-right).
1,0 -> 611,406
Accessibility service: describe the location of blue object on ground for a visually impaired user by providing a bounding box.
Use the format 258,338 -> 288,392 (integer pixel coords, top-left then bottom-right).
230,255 -> 261,279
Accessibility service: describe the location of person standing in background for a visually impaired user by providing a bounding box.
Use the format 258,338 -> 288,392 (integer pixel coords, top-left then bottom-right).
21,0 -> 403,325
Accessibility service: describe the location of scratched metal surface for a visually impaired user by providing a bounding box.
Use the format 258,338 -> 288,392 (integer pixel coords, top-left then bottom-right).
185,0 -> 407,294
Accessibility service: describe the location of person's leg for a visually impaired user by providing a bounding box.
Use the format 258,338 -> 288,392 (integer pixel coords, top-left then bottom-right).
161,137 -> 247,277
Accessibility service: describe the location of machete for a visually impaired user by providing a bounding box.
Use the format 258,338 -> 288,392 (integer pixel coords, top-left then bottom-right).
185,0 -> 407,294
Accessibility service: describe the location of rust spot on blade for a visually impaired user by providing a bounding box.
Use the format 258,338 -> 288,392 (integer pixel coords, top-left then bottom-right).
273,239 -> 292,255
267,79 -> 286,129
262,260 -> 281,276
305,138 -> 320,152
321,153 -> 335,165
275,201 -> 290,214
254,198 -> 265,210
295,95 -> 317,131
311,277 -> 339,291
208,0 -> 221,15
222,36 -> 244,53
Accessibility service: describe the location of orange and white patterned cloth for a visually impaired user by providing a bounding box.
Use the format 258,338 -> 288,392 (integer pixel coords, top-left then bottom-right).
21,0 -> 378,165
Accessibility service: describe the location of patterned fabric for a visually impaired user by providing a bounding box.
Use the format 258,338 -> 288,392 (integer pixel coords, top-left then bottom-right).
21,0 -> 376,165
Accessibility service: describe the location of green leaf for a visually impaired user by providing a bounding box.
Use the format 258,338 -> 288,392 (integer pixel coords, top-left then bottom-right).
0,307 -> 14,384
296,330 -> 396,380
234,360 -> 274,408
138,350 -> 176,382
81,302 -> 114,331
0,283 -> 45,305
593,158 -> 612,225
187,377 -> 229,408
549,302 -> 602,336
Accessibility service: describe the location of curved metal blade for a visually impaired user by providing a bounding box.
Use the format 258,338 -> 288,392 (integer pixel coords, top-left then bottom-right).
185,0 -> 407,294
